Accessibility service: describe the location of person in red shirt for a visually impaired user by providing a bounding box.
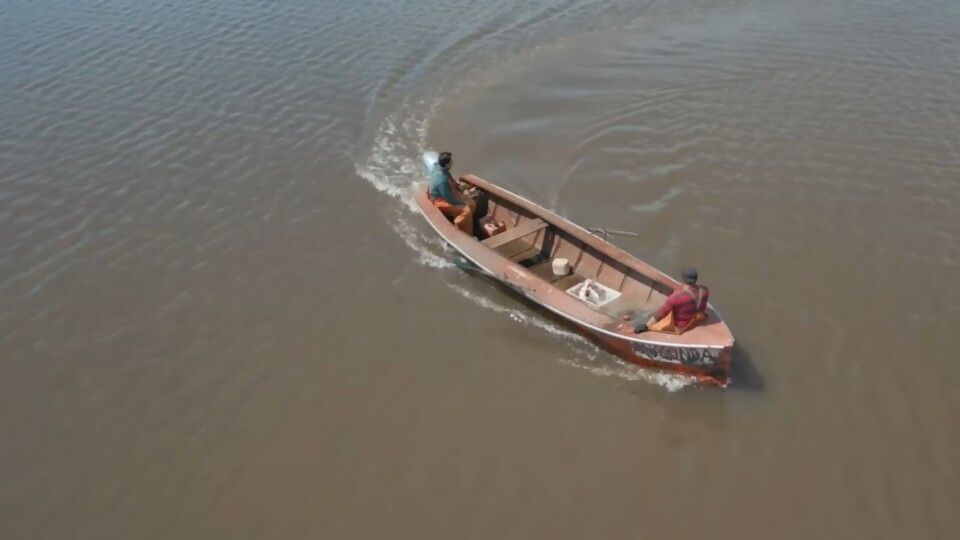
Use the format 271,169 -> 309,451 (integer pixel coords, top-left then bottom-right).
635,267 -> 709,333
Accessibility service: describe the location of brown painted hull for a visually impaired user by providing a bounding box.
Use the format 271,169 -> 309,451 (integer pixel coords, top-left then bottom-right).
584,326 -> 732,386
415,173 -> 735,386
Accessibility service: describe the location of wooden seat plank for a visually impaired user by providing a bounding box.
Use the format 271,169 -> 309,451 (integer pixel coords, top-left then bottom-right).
494,239 -> 537,260
481,218 -> 548,250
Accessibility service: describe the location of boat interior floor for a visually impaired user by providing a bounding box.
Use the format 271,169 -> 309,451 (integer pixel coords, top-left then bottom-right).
474,211 -> 659,328
428,187 -> 706,336
524,256 -> 657,325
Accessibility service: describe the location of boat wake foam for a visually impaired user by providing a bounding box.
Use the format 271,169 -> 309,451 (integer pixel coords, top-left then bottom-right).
392,212 -> 453,269
448,285 -> 694,392
354,108 -> 429,213
355,102 -> 454,271
555,357 -> 696,392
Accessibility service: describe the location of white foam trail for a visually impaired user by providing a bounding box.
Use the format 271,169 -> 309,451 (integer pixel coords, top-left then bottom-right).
393,214 -> 452,269
555,357 -> 696,392
447,285 -> 695,391
354,109 -> 429,212
355,101 -> 459,268
448,284 -> 591,343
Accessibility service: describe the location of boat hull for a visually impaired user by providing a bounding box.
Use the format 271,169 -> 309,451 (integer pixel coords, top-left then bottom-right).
455,253 -> 732,385
415,160 -> 734,386
582,325 -> 731,385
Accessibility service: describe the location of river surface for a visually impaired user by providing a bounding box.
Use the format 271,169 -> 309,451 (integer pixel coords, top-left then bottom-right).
1,0 -> 958,538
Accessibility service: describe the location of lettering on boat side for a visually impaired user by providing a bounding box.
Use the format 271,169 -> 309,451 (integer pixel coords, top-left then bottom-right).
632,343 -> 720,366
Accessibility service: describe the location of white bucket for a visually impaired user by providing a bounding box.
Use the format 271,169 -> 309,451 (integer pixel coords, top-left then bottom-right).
552,258 -> 571,276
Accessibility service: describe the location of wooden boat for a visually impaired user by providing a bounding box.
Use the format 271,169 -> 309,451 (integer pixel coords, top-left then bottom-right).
415,156 -> 735,385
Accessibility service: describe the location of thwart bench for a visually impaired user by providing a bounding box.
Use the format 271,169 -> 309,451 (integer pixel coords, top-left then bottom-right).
480,218 -> 548,250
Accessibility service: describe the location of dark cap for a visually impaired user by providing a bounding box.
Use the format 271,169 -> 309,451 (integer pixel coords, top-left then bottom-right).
681,267 -> 698,284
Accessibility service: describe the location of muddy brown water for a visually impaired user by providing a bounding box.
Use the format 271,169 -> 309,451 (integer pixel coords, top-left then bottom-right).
1,0 -> 958,538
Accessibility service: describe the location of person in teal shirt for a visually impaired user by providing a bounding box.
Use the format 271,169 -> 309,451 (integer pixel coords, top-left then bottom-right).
427,151 -> 475,235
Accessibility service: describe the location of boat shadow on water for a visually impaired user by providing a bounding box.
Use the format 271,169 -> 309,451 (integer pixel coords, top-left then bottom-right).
725,343 -> 765,393
453,257 -> 765,392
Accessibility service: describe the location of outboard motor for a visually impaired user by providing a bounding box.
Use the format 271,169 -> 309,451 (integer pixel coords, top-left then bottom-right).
421,150 -> 438,178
